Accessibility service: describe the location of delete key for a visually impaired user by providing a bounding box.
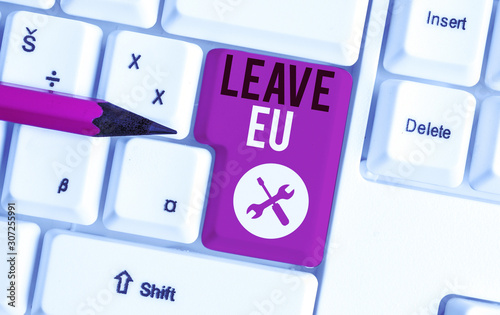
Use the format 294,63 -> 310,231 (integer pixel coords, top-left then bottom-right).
195,49 -> 352,266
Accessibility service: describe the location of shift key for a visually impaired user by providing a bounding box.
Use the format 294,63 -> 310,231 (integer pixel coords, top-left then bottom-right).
31,230 -> 317,314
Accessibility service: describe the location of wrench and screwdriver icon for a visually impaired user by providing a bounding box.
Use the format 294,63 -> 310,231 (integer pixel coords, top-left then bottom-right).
246,177 -> 294,226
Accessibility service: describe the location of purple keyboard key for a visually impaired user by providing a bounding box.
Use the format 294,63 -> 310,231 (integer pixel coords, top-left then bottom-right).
195,49 -> 352,266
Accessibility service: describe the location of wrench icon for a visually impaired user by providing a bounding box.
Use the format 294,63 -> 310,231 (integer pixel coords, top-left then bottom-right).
246,178 -> 294,225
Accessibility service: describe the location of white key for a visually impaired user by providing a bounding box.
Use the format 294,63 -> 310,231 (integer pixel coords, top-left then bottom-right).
162,0 -> 369,66
441,295 -> 500,315
0,11 -> 102,96
469,97 -> 500,194
383,0 -> 492,86
60,0 -> 160,28
103,137 -> 211,244
32,230 -> 317,315
366,80 -> 475,187
1,125 -> 109,225
485,7 -> 500,91
0,0 -> 54,9
0,121 -> 7,161
0,217 -> 40,315
98,31 -> 202,140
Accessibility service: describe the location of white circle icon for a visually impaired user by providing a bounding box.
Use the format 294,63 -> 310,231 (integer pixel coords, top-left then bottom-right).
233,163 -> 309,239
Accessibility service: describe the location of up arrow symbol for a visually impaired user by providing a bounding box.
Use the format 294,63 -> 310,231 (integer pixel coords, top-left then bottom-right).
114,270 -> 134,294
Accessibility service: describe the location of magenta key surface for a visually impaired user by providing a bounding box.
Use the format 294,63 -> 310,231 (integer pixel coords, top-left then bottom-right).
195,49 -> 352,267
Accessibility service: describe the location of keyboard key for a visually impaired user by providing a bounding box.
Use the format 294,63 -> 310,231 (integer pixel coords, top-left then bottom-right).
103,137 -> 211,244
469,97 -> 500,194
0,0 -> 54,9
383,0 -> 493,86
195,49 -> 352,266
0,11 -> 102,96
366,80 -> 475,187
439,295 -> 500,315
0,121 -> 6,161
0,218 -> 40,315
32,229 -> 318,314
60,0 -> 160,28
162,0 -> 369,66
98,31 -> 202,140
485,6 -> 500,91
1,125 -> 109,224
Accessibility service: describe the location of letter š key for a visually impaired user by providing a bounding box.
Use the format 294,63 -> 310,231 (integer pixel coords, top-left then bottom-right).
246,177 -> 293,226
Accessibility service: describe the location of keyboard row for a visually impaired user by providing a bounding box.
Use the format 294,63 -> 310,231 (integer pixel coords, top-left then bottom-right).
0,124 -> 212,243
0,10 -> 201,139
0,1 -> 370,140
0,0 -> 369,66
0,224 -> 317,314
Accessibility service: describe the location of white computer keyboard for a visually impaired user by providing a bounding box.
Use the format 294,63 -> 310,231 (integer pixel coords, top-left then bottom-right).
0,0 -> 500,314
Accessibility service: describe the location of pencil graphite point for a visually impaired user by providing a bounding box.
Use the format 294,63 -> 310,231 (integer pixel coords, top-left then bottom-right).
93,102 -> 177,137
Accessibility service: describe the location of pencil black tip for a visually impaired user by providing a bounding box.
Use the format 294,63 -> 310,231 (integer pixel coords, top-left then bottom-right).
93,102 -> 177,137
147,121 -> 177,135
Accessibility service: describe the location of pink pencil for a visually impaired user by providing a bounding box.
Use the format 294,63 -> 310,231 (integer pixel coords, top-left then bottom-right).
0,83 -> 176,136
